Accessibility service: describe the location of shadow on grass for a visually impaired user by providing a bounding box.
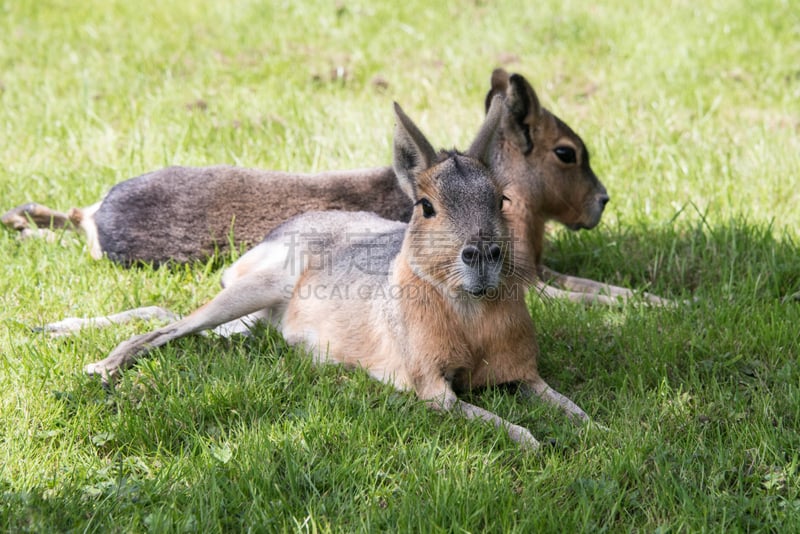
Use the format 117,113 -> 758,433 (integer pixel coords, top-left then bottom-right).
20,329 -> 528,532
534,216 -> 800,437
5,217 -> 799,531
544,214 -> 800,302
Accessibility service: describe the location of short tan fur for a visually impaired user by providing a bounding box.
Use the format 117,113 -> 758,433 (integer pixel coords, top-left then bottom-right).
4,70 -> 668,307
83,99 -> 590,450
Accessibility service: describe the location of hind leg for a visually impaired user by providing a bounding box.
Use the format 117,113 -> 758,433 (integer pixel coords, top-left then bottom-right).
41,233 -> 295,337
85,269 -> 293,383
40,301 -> 272,340
2,203 -> 74,231
38,306 -> 179,336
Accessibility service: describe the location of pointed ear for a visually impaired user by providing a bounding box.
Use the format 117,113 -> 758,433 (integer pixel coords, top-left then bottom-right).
467,94 -> 502,164
484,68 -> 510,113
392,102 -> 437,201
504,73 -> 543,154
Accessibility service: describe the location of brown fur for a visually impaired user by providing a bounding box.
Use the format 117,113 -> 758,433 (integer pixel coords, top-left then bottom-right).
82,100 -> 592,451
4,69 -> 670,305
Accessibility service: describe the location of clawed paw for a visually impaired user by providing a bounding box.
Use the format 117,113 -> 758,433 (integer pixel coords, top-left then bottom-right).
84,361 -> 118,386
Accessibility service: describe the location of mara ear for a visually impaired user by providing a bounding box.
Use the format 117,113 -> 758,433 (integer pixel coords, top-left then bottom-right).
484,68 -> 510,113
467,94 -> 503,164
392,102 -> 438,201
504,73 -> 543,154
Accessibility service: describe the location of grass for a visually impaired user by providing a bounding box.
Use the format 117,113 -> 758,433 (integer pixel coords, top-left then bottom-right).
1,0 -> 799,531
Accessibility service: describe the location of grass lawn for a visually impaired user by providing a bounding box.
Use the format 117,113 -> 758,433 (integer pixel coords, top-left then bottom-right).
2,0 -> 799,531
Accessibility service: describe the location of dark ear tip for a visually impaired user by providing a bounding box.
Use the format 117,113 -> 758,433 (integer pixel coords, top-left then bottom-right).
394,102 -> 411,125
507,73 -> 540,117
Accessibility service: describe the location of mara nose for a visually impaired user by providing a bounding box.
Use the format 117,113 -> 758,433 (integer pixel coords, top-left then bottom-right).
487,243 -> 502,262
461,243 -> 502,265
599,194 -> 610,207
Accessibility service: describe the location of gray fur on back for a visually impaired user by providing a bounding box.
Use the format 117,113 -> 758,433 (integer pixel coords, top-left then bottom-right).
95,165 -> 411,265
265,210 -> 406,279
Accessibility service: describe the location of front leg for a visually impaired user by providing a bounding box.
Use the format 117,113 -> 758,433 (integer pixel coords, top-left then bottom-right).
519,375 -> 589,423
533,278 -> 623,306
416,375 -> 540,451
538,265 -> 674,306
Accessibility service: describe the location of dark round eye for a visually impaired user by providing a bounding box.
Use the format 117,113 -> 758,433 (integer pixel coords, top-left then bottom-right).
554,146 -> 577,164
417,198 -> 436,218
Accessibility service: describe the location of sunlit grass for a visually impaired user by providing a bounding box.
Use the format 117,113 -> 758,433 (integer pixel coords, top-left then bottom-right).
1,0 -> 799,531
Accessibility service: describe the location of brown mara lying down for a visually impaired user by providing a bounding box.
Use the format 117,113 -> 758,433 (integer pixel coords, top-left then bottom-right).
3,69 -> 669,307
82,99 -> 596,451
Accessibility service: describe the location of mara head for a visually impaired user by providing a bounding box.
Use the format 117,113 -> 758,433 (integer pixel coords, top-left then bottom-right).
486,68 -> 609,231
393,98 -> 516,298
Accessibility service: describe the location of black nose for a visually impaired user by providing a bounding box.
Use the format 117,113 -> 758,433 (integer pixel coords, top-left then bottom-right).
599,194 -> 610,207
487,243 -> 502,262
461,245 -> 479,265
461,243 -> 502,265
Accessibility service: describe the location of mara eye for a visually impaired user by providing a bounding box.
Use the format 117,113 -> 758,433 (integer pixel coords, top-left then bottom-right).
417,198 -> 436,218
554,146 -> 577,164
500,195 -> 511,210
